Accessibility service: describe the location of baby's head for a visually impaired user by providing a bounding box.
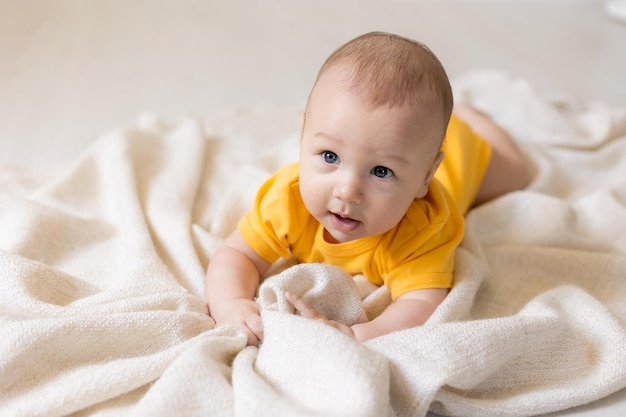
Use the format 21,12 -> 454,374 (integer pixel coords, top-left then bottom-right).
307,31 -> 453,146
299,32 -> 454,243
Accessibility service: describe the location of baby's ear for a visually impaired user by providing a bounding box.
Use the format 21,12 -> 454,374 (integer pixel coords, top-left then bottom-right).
429,151 -> 445,181
415,151 -> 444,198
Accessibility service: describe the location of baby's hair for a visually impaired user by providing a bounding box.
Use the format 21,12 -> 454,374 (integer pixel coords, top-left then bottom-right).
313,31 -> 454,139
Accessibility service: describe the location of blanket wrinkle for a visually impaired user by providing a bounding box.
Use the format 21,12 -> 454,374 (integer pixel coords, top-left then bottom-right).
129,328 -> 244,417
0,310 -> 213,417
232,346 -> 333,417
1,251 -> 100,315
248,311 -> 391,417
1,71 -> 625,417
257,263 -> 368,326
39,118 -> 207,295
246,266 -> 389,416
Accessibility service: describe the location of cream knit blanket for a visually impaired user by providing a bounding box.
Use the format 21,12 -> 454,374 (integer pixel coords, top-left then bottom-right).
1,72 -> 625,417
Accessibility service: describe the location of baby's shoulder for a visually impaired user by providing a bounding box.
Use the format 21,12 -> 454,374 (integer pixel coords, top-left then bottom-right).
404,180 -> 462,230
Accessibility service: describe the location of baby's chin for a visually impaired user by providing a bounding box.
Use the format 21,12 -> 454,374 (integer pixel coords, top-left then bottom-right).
322,227 -> 371,244
322,228 -> 358,244
322,228 -> 343,244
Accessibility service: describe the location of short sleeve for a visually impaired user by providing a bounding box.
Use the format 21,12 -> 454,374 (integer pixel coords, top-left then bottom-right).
238,163 -> 306,263
379,181 -> 465,300
435,114 -> 492,214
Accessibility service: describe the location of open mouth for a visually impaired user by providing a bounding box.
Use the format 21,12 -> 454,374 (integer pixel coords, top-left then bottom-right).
329,212 -> 361,232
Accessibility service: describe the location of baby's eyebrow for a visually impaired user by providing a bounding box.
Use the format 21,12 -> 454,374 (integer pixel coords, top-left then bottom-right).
376,152 -> 410,166
313,131 -> 340,142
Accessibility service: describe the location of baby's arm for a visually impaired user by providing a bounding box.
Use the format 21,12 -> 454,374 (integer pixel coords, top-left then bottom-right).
351,288 -> 447,341
205,230 -> 271,346
286,288 -> 447,342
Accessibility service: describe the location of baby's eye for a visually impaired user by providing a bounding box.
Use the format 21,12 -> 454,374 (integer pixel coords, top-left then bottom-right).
371,166 -> 394,179
322,151 -> 339,164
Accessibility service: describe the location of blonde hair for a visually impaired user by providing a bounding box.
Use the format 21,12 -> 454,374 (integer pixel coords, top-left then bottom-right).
311,31 -> 453,139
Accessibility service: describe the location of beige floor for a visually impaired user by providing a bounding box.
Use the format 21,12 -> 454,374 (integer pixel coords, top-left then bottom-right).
1,0 -> 625,171
1,1 -> 625,415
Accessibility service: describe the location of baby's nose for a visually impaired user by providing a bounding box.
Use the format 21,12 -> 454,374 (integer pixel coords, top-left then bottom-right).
333,172 -> 363,204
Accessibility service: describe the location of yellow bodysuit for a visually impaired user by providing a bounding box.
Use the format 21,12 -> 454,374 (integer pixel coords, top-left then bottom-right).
238,115 -> 491,300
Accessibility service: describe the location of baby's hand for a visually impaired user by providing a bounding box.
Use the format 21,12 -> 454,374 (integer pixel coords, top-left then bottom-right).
211,298 -> 263,346
285,292 -> 356,339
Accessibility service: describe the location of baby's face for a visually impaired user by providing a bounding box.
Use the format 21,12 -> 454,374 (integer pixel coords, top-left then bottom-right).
299,68 -> 443,243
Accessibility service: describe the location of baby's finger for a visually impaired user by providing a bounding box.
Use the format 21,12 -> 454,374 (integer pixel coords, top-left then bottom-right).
285,291 -> 322,319
243,328 -> 260,346
246,314 -> 264,345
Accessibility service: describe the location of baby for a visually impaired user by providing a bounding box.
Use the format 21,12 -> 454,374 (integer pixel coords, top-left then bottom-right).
204,31 -> 529,346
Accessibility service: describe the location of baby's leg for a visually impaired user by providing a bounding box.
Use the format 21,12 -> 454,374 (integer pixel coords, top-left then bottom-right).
453,103 -> 530,206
